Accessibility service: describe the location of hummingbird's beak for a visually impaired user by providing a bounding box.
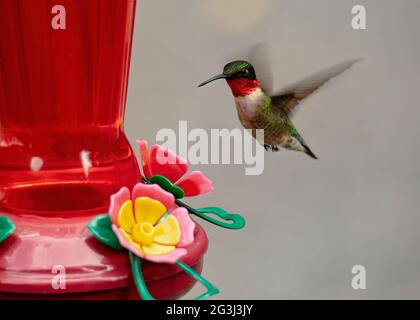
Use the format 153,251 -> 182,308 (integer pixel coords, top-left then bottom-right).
198,74 -> 228,87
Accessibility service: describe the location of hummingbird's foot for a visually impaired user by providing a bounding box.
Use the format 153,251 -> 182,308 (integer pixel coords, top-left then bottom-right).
264,144 -> 271,152
272,145 -> 280,152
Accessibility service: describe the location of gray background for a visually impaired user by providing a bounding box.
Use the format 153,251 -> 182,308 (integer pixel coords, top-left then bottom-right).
125,0 -> 420,299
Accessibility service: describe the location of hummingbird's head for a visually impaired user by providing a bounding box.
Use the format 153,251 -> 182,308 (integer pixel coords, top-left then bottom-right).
198,60 -> 261,97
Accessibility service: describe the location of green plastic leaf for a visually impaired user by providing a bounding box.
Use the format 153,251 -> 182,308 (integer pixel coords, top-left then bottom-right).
0,216 -> 16,243
87,214 -> 123,250
148,175 -> 185,199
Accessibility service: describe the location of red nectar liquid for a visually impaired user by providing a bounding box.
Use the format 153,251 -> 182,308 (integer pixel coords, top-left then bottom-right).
0,0 -> 140,215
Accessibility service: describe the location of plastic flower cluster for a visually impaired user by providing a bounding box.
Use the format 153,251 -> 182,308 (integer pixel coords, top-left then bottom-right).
88,139 -> 245,300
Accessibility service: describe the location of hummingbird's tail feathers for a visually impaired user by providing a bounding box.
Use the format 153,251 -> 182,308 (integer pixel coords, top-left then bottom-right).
272,58 -> 363,118
303,145 -> 318,160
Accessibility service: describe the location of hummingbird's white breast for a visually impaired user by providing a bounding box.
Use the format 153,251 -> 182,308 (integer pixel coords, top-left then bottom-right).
234,88 -> 264,124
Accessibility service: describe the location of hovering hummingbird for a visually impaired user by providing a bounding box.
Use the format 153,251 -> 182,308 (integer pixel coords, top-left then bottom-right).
198,56 -> 361,159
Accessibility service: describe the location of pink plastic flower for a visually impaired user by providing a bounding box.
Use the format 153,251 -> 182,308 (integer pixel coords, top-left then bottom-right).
109,183 -> 195,264
137,140 -> 213,197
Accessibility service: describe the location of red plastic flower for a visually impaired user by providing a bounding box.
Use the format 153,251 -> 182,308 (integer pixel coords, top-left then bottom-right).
137,140 -> 213,197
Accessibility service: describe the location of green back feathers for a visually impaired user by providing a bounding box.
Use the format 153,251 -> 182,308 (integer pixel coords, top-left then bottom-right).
254,95 -> 289,136
255,95 -> 283,127
258,95 -> 272,117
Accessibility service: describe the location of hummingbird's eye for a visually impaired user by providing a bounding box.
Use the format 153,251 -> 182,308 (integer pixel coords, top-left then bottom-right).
238,69 -> 249,77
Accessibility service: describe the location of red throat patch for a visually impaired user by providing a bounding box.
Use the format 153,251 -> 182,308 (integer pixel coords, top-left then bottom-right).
226,78 -> 260,97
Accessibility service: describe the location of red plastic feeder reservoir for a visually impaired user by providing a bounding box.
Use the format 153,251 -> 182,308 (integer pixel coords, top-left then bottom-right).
0,0 -> 208,299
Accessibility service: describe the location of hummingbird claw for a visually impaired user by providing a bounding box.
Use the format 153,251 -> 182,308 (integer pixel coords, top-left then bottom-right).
264,144 -> 271,152
272,145 -> 279,152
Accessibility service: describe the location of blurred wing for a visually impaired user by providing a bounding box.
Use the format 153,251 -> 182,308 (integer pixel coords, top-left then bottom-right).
248,43 -> 273,94
222,43 -> 273,93
272,58 -> 362,118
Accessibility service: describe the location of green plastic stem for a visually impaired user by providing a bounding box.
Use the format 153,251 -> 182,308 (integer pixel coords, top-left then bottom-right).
129,252 -> 219,300
175,200 -> 245,230
129,252 -> 154,300
141,174 -> 245,229
175,260 -> 220,300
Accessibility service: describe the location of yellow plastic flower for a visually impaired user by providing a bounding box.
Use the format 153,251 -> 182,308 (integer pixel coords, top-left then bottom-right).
110,184 -> 195,263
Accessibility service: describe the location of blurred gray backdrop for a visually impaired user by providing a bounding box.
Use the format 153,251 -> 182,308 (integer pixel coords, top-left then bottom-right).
125,0 -> 420,299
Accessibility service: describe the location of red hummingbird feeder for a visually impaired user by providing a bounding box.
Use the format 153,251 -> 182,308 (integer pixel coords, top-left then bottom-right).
0,0 -> 203,299
0,0 -> 245,300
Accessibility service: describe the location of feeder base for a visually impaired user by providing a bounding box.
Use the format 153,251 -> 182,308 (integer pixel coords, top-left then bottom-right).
0,212 -> 208,299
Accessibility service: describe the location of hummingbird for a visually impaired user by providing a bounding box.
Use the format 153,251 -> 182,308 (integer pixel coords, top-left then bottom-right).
198,57 -> 361,159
